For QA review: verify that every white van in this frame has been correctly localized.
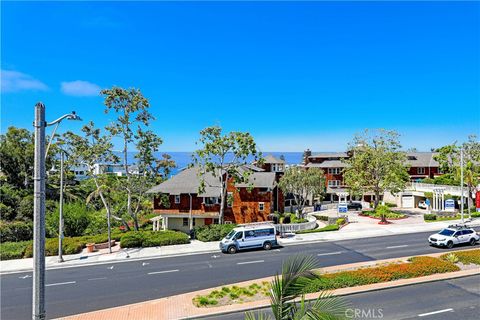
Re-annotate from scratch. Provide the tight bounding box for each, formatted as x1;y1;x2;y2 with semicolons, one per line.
219;223;277;254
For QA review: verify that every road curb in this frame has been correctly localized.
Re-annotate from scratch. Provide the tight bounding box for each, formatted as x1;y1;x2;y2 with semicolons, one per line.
59;248;480;320
2;225;479;275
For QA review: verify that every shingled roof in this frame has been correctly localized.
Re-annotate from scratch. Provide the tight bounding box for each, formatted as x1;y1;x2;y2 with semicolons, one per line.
146;165;276;196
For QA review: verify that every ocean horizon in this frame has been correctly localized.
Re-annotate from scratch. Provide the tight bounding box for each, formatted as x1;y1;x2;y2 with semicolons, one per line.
119;151;305;175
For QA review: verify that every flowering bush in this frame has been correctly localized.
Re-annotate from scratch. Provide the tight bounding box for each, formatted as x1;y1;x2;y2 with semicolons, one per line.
304;256;459;292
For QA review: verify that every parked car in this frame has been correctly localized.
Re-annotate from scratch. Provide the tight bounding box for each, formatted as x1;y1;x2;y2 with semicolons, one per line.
428;225;479;248
418;201;428;209
347;202;363;211
219;223;277;254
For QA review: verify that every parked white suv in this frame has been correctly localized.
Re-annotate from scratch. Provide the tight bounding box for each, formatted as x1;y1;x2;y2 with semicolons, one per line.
428;225;479;249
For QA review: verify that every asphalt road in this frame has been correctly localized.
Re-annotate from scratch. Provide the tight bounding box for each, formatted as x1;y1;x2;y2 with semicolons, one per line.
1;230;479;320
201;275;480;320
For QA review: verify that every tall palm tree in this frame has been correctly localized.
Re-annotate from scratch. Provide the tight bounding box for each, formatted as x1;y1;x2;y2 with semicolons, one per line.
245;255;349;320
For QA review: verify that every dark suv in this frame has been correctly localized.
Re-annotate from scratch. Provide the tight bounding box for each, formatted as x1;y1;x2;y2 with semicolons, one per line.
347;202;363;211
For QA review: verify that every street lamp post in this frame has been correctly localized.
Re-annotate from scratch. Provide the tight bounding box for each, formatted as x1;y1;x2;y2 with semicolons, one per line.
32;102;81;320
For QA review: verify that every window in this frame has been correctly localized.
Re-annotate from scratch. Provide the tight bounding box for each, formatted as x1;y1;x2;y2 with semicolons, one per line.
417;167;425;174
259;202;265;211
328;168;341;175
182;218;188;226
225;220;233;224
204;197;219;205
174;195;181;204
328;180;341;187
213;218;219;224
235;232;243;240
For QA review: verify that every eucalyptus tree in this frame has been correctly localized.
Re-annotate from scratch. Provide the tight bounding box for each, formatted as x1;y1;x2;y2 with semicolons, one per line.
62;122;125;251
458;135;480;215
343;129;409;219
278;167;325;215
100;86;160;230
192;126;262;224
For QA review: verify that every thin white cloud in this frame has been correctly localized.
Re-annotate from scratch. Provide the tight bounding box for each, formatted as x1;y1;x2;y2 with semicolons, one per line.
1;69;48;93
61;80;101;97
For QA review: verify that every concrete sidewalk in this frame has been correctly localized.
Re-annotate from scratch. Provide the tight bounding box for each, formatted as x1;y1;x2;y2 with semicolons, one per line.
1;217;478;274
59;250;480;320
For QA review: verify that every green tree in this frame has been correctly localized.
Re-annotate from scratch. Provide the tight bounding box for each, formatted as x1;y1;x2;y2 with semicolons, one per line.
458;135;480;215
278;167;325;215
245;255;348;320
101;86;162;230
0;127;35;189
192;126;262;224
434;143;459;174
343;129;409;220
63;122;124;250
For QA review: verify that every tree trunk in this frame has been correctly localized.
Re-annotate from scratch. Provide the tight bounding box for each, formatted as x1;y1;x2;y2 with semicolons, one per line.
219;179;226;224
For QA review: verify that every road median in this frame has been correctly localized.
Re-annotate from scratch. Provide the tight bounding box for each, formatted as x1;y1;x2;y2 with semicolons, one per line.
60;248;480;320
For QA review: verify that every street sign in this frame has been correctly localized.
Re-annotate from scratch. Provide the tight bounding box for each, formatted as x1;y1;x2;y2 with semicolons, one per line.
445;199;455;212
425;199;430;207
338;204;348;214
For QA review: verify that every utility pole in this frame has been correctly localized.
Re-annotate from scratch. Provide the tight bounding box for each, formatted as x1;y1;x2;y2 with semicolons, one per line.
33;102;46;320
460;147;464;224
58;150;65;263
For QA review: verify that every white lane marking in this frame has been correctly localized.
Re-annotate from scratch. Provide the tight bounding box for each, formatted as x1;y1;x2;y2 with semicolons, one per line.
87;277;107;281
46;281;76;287
211;255;220;259
386;245;409;249
418;308;454;317
147;269;179;275
317;251;343;256
237;260;264;265
142;262;149;266
108;266;114;270
19;275;32;279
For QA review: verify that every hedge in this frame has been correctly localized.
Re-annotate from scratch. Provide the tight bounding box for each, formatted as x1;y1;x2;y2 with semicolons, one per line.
313;215;329;221
296;224;339;234
23;238;84;258
120;231;190;248
194;224;237;242
304;256;459;293
0;241;30;260
423;214;437;221
0;221;33;242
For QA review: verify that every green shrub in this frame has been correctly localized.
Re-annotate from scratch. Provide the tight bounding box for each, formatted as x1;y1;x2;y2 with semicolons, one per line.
290;214;308;224
336;218;346;225
23;237;83;258
194;224;237;242
142;231;189;247
296;224;339;234
120;232;145;248
0;241;30;260
0;221;33;242
424;214;437;221
46;202;93;237
313;215;329;221
120;231;190;248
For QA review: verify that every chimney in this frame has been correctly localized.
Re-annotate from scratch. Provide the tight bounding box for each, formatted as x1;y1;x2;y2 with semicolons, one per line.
303;149;312;165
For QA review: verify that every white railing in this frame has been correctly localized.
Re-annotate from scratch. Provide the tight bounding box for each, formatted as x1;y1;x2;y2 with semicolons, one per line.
408;182;467;196
274;215;317;233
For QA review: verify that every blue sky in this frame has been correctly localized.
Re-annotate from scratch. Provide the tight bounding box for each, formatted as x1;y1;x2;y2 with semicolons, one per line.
1;1;479;152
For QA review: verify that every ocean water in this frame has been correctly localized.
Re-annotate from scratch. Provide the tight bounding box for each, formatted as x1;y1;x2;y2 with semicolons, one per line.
117;151;303;175
165;152;303;175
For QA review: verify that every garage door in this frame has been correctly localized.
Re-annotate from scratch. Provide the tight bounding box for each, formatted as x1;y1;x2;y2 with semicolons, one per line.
402;196;414;208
